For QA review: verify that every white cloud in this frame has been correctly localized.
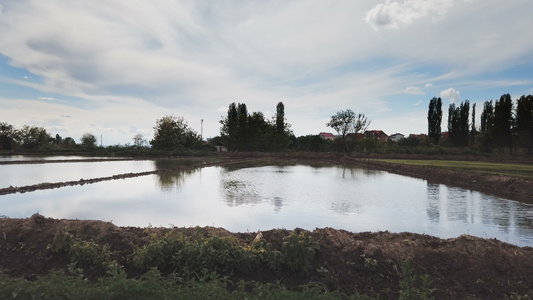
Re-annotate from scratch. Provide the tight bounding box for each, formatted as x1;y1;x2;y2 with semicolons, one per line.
405;86;425;95
0;1;532;144
365;0;453;30
440;87;461;103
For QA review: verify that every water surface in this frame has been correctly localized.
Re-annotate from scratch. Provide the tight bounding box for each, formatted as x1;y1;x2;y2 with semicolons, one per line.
1;163;532;247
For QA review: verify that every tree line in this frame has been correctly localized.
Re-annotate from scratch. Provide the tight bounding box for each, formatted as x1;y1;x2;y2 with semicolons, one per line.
427;93;533;153
0;122;101;150
4;93;532;155
217;102;292;151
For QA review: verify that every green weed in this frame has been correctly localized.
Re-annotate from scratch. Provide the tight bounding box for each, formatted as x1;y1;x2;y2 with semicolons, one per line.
281;231;319;275
48;227;114;268
398;261;436;300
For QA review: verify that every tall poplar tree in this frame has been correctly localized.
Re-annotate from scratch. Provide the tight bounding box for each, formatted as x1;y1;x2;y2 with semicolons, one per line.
274;101;289;151
427;97;442;144
493;94;513;152
516;95;533;153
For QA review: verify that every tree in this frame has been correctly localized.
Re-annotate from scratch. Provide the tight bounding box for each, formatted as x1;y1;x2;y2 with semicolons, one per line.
150;115;201;150
479;100;495;152
0;122;16;150
220;102;239;150
80;133;97;148
273;101;289;151
447;100;470;147
448;103;460;145
459;100;470;146
54;134;63;147
471;103;477;135
17;125;51;149
294;134;332;152
493;94;514;153
516;95;533;153
326;109;370;152
427;97;442;144
480;100;494;133
220;102;292;152
62;137;76;148
247;111;270;151
270;101;293;151
237;103;248;150
132;133;147;148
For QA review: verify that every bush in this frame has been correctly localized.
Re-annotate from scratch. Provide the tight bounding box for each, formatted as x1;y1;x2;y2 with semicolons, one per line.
49;227;114;268
281;232;319;275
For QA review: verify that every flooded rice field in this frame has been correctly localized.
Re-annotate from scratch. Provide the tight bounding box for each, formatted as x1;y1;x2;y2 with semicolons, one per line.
1;157;532;246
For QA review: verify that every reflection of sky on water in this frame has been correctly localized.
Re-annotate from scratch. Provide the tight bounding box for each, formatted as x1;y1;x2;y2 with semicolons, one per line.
0;164;532;247
0;160;158;188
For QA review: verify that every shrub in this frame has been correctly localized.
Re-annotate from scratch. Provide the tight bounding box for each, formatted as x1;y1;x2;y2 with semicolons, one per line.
49;227;114;268
281;232;319;275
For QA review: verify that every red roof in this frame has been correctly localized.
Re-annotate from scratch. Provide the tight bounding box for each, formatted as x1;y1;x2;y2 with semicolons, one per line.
319;132;335;138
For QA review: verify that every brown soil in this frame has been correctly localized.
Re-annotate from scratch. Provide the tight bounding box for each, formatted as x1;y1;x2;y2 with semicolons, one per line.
1;214;532;299
340;155;533;204
1;153;533;298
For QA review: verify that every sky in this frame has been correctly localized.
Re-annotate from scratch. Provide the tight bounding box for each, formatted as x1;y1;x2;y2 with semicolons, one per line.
0;0;532;146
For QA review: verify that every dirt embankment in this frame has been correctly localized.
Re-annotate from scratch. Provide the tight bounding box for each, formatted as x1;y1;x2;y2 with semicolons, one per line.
0;156;263;195
341;156;533;204
1;215;532;299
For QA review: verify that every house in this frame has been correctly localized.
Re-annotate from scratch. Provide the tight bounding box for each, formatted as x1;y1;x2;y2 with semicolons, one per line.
214;142;227;152
346;132;365;140
319;132;336;140
409;134;429;141
364;130;388;142
388;133;405;142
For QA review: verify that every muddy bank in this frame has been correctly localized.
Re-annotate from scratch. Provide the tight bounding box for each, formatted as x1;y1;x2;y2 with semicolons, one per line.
0;156;262;195
342;157;533;204
0;215;532;299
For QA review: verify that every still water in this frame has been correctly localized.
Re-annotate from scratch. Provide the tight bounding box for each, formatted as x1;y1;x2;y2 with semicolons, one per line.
1;161;532;247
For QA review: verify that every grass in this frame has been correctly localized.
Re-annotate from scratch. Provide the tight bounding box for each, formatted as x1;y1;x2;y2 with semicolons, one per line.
377;159;533;179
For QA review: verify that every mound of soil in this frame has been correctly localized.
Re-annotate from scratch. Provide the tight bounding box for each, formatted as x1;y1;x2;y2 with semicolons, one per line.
343;156;533;204
1;214;532;299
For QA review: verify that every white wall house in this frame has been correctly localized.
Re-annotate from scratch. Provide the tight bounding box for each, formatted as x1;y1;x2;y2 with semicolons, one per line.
388;133;405;142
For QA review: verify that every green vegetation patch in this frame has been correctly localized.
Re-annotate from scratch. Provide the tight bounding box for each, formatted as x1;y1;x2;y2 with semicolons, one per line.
377;159;533;179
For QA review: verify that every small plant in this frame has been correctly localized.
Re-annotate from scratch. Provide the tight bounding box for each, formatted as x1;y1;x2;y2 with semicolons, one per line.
69;240;113;268
399;261;436;300
134;230;249;277
48;226;75;253
361;254;378;271
48;227;114;268
281;231;319;275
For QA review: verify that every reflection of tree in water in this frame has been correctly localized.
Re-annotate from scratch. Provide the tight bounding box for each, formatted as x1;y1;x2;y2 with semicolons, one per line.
220;166;287;210
338;167;381;180
426;183;441;223
330;200;361;215
156;168;200;191
446;187;469;223
515;210;533;238
480;197;512;234
273;196;282;213
154;159;199;170
221;179;262;207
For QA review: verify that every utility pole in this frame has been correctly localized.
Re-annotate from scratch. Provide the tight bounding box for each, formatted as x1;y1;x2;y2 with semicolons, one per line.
201;119;204;139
